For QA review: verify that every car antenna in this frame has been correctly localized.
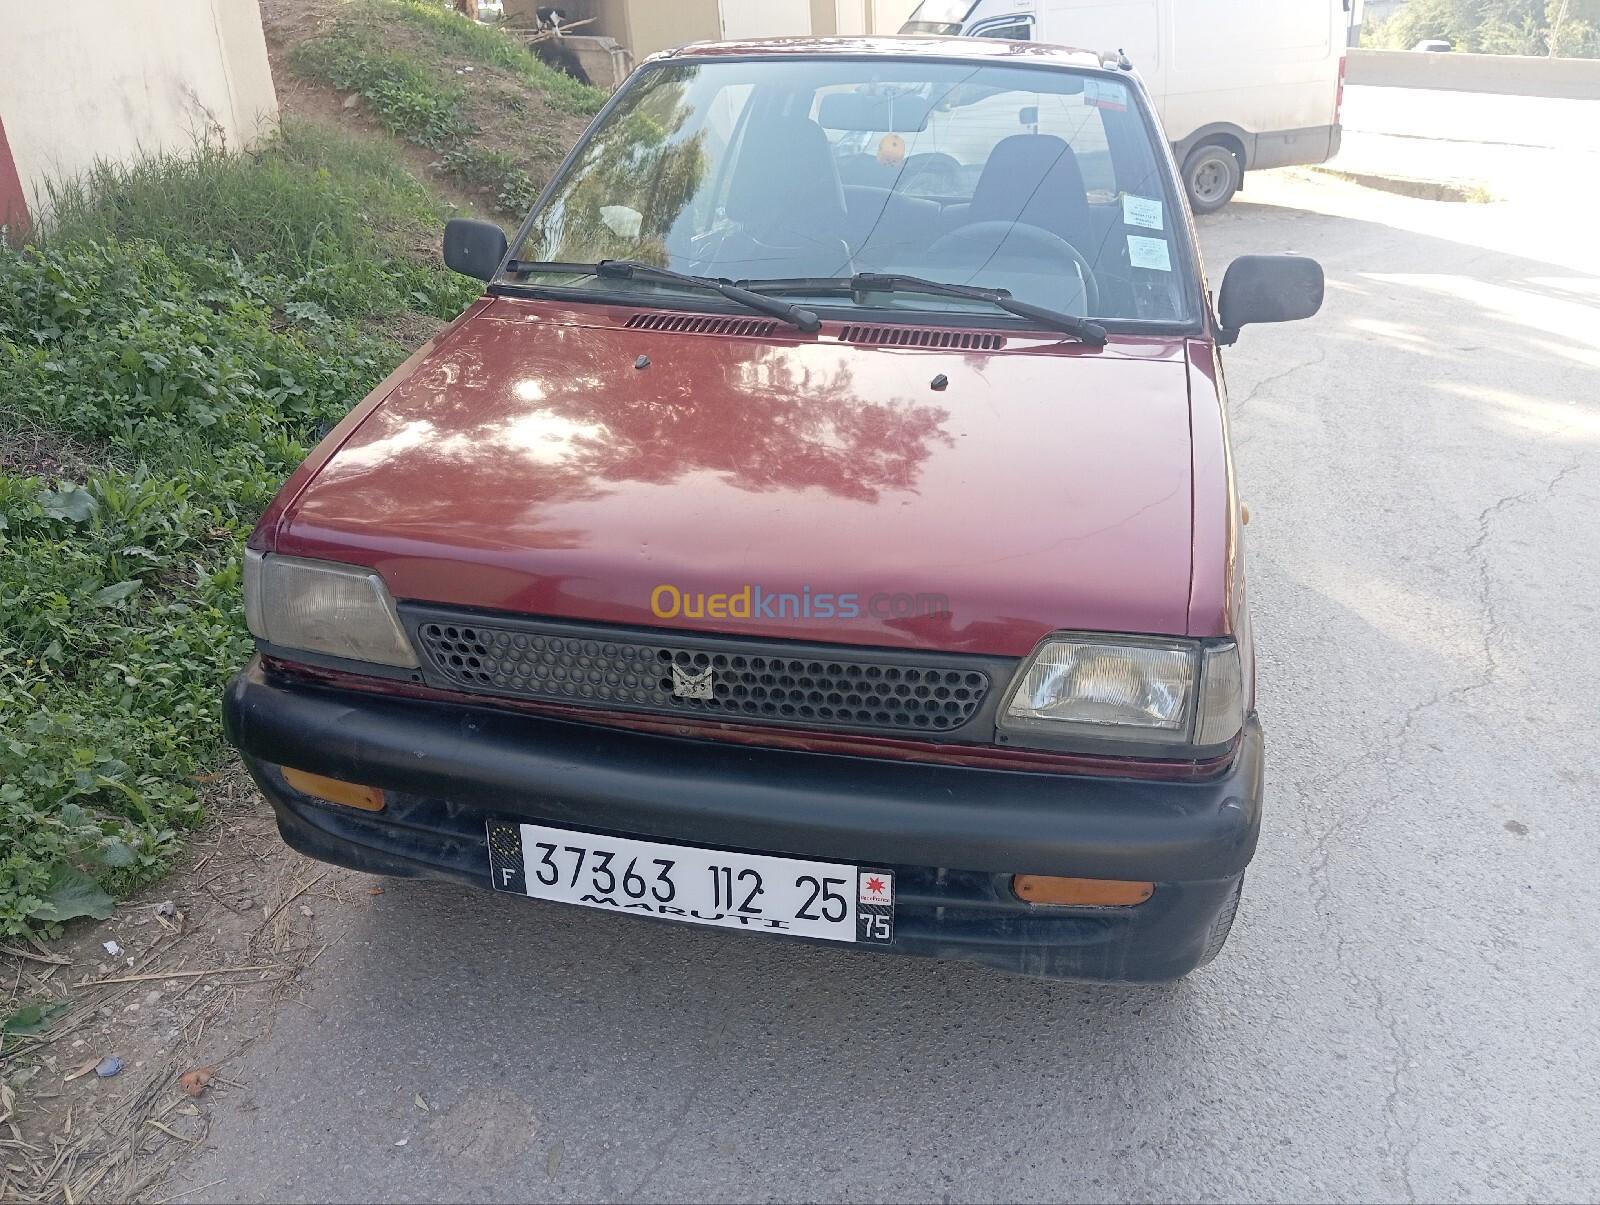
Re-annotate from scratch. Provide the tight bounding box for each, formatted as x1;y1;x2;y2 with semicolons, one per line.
1116;47;1133;70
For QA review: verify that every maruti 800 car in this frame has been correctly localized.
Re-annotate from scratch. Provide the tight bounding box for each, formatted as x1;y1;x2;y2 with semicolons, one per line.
224;37;1323;981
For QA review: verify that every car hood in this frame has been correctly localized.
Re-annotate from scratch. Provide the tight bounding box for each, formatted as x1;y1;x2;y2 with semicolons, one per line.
273;299;1196;657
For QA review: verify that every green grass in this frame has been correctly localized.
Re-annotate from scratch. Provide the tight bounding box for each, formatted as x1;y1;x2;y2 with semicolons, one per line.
0;119;478;941
378;0;606;116
292;31;472;149
289;0;601;214
43;120;451;288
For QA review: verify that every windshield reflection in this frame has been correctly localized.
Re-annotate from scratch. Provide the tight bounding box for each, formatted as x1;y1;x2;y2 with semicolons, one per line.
511;56;1195;325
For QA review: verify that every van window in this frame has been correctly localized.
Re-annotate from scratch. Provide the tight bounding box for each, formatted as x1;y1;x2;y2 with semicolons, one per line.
901;0;982;34
906;0;981;21
972;17;1033;39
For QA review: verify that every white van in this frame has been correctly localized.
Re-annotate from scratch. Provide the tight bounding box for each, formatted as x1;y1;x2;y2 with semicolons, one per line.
901;0;1351;210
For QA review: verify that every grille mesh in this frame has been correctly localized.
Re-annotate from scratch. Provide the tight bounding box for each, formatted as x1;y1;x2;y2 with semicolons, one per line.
415;621;991;733
624;313;780;337
838;325;1007;350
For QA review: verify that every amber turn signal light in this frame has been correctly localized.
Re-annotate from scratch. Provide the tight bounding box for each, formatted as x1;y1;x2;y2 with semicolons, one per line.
281;766;386;812
1012;875;1154;907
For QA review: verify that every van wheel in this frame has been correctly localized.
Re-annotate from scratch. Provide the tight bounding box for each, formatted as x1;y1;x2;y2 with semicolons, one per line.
1183;143;1242;214
1194;875;1244;968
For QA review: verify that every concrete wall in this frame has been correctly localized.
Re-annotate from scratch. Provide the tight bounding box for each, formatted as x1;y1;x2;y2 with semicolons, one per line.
812;0;866;36
587;0;922;60
812;0;920;35
869;0;921;34
717;0;812;41
589;0;722;60
1346;47;1600;99
0;0;278;226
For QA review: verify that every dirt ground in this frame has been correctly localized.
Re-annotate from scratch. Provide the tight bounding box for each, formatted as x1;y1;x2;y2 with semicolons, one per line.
0;764;372;1204
0;419;106;484
257;0;590;223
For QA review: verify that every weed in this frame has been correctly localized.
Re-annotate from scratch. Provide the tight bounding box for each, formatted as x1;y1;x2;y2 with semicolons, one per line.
439;146;546;213
0;119;476;938
292;34;474;150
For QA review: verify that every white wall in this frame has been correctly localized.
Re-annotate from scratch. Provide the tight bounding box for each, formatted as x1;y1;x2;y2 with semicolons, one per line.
869;0;921;33
828;0;869;35
0;0;278;221
809;0;920;36
719;0;814;40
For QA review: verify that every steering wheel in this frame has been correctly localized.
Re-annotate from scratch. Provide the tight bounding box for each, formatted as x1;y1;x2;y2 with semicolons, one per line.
687;222;859;280
899;153;963;197
927;221;1100;315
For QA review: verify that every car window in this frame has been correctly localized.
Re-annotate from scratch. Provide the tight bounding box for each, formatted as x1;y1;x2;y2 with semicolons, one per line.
973;18;1033;39
514;58;1197;326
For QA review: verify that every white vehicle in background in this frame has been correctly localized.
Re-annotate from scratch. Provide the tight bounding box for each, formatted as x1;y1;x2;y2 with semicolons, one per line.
901;0;1351;211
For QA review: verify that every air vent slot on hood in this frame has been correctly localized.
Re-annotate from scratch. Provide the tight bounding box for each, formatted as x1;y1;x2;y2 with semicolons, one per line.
838;325;1007;351
624;313;780;337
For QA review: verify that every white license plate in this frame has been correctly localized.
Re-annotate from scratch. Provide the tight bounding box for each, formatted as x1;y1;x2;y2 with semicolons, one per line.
487;820;894;945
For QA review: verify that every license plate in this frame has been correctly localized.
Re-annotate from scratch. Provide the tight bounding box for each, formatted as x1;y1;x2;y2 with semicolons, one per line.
487;820;894;945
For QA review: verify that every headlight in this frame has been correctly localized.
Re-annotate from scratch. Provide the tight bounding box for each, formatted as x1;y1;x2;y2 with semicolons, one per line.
244;551;418;668
998;634;1244;755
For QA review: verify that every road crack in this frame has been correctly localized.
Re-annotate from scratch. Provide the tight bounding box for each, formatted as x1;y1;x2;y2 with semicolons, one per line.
1463;455;1584;698
1230;345;1327;419
1296;450;1587;1201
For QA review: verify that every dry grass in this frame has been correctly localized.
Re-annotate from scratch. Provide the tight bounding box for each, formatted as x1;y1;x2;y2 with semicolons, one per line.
0;776;368;1204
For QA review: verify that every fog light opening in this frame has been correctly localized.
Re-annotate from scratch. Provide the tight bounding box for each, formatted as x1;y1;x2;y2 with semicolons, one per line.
281;766;386;812
1012;875;1154;907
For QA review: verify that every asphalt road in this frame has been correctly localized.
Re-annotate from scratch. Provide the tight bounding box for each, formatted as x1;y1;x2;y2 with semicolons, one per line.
168;117;1600;1203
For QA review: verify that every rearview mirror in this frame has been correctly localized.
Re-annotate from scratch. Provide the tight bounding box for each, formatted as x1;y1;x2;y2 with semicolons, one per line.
1217;255;1324;345
444;218;508;281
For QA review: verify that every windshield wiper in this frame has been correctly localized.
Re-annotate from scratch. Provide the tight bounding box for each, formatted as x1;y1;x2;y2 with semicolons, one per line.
501;258;820;333
742;272;1108;346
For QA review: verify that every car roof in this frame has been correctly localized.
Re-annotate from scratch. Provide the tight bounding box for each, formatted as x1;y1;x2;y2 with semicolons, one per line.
653;35;1112;73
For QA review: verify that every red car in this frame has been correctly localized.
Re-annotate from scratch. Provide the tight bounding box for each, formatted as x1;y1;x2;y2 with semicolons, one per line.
225;37;1322;981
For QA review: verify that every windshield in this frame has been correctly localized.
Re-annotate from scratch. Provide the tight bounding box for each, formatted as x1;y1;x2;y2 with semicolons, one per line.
509;57;1197;326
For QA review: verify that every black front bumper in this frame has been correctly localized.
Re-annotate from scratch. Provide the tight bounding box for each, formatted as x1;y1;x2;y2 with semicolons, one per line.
225;659;1264;982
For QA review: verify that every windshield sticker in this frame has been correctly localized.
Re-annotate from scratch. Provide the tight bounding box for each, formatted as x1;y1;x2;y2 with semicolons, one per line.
1083;79;1129;112
1127;235;1172;272
600;205;642;238
1122;194;1164;231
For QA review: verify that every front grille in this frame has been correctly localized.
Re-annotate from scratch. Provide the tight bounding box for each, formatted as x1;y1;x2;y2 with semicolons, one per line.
404;609;1010;739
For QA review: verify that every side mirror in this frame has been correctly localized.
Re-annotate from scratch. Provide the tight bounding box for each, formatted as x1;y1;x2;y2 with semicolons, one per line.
443;218;508;281
1216;255;1324;345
